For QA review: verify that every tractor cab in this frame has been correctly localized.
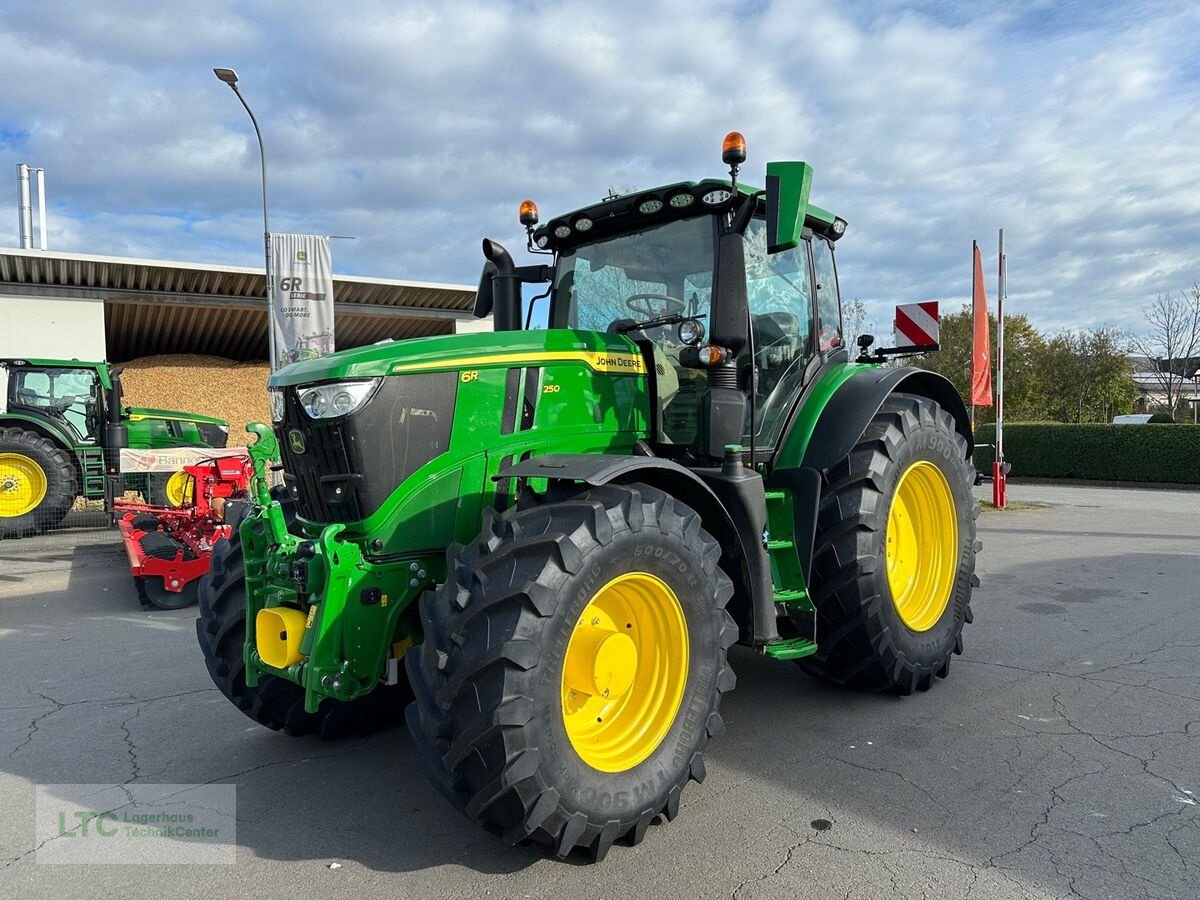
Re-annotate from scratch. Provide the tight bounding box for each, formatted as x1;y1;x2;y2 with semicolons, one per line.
494;134;852;466
1;360;110;444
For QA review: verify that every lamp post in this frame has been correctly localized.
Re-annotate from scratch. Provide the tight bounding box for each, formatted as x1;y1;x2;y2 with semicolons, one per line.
213;67;278;370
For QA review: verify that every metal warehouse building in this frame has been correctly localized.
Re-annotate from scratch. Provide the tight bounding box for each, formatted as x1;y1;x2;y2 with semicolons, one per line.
0;247;482;362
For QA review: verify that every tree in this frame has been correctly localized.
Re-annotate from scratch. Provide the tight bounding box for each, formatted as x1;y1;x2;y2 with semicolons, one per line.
908;305;1046;423
1037;327;1138;423
1124;285;1200;418
842;297;869;354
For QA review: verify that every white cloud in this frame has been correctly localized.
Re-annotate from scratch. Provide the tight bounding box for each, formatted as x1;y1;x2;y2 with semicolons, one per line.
0;0;1196;334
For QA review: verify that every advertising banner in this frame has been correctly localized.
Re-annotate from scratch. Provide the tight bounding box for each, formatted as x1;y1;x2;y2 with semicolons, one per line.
120;447;248;474
269;233;335;369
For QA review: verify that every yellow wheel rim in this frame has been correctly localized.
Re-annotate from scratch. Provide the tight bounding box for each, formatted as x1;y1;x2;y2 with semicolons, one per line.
561;572;689;773
0;453;48;518
885;460;958;632
165;471;193;507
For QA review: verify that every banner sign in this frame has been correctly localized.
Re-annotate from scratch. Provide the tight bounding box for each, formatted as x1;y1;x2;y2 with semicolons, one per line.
269;233;335;370
120;447;248;474
893;301;940;350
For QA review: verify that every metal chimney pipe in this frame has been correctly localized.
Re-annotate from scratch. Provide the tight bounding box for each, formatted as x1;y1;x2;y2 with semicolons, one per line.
35;167;47;250
16;163;33;249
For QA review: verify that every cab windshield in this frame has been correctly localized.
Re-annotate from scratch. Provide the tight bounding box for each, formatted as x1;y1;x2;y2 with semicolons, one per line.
551;216;714;332
551;216;716;446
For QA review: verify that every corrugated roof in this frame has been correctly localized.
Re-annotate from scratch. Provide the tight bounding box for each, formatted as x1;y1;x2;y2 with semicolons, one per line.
0;247;477;362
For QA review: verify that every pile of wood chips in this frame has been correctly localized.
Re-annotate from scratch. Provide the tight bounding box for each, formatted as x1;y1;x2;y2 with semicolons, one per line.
118;355;272;448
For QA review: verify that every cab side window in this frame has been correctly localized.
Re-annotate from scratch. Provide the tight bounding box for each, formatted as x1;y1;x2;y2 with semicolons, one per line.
743;218;816;447
812;237;842;351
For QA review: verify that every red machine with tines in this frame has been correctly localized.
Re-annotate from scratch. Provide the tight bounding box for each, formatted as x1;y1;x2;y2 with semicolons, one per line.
115;454;253;610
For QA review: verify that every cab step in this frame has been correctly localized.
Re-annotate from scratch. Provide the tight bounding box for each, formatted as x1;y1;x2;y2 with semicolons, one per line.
763;637;818;661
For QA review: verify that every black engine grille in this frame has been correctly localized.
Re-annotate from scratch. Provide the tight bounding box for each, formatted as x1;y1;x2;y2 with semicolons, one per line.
278;373;457;523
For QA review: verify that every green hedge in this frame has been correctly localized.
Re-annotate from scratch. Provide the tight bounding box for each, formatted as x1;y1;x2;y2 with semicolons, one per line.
972;423;1200;484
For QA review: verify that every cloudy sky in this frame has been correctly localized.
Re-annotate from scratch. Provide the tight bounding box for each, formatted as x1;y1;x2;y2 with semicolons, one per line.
1;0;1197;333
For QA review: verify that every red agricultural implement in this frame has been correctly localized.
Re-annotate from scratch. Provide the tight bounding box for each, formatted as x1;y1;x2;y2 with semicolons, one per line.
116;454;253;610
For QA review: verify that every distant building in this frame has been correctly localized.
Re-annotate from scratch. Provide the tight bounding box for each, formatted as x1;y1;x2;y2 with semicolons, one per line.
1129;355;1200;419
0;247;484;362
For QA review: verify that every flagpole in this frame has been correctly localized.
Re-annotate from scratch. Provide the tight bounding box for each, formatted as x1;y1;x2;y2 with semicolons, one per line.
969;241;977;431
994;228;1007;508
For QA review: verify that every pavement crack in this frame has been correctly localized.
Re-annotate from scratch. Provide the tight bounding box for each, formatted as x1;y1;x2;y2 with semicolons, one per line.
730;825;810;899
118;704;145;782
825;753;950;826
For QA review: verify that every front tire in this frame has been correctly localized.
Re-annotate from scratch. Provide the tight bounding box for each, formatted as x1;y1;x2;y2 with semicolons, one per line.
405;483;737;861
799;392;979;694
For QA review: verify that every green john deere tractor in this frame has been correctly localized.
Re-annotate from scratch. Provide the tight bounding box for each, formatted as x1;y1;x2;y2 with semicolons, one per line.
197;134;979;861
0;358;229;537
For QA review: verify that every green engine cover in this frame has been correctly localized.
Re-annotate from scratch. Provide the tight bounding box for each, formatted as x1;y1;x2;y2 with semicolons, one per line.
243;328;653;711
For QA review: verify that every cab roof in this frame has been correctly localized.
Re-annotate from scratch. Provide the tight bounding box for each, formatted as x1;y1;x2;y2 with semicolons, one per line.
531;178;841;254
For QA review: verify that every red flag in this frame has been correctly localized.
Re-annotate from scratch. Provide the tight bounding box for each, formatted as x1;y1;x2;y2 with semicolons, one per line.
971;243;993;407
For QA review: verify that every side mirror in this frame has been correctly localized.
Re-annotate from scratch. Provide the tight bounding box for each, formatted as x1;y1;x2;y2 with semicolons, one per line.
764;161;813;254
473;259;498;319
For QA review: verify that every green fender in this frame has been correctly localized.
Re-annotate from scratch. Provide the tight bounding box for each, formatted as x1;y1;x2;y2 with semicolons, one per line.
770;364;972;583
0;412;78;454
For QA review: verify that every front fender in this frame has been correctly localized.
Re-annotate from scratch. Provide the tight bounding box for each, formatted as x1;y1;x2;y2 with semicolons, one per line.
497;453;775;646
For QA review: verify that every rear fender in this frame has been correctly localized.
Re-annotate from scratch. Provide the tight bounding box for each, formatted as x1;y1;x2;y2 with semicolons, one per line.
771;366;972;582
0;412;78;454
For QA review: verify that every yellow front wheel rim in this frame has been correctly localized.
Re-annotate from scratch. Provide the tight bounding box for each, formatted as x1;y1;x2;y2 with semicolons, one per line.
885;460;959;632
165;471;193;507
561;572;689;773
0;453;48;518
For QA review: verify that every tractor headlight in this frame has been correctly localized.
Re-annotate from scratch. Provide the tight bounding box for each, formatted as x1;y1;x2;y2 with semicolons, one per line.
701;188;733;206
297;378;380;420
269;388;286;423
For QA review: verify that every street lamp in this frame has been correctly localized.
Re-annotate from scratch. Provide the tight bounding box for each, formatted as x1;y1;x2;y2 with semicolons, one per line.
213;67;278;370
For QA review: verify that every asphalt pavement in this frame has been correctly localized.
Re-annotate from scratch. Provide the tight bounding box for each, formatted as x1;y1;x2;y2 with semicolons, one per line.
1;482;1197;899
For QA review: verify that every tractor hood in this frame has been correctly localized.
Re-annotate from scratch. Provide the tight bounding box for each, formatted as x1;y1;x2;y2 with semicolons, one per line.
268;329;646;388
124;407;228;426
124;407;230;450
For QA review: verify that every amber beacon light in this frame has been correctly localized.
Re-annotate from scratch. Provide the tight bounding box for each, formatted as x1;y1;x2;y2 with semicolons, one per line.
721;131;747;166
519;199;539;227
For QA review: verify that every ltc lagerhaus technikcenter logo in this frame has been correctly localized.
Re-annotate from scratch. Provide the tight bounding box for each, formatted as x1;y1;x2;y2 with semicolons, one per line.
34;784;236;864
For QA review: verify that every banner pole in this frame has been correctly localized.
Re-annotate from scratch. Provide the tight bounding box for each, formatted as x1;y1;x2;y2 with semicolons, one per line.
970;241;977;430
994;229;1007;508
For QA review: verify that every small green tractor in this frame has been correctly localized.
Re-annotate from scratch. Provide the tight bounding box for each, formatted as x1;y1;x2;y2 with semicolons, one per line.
197;135;979;861
0;358;229;537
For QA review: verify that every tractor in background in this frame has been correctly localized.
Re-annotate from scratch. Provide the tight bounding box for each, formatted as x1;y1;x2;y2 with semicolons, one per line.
0;358;228;537
197;133;978;861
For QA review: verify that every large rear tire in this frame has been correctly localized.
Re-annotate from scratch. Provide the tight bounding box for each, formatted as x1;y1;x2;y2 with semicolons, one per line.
799;392;979;695
406;483;737;861
0;428;77;538
195;492;409;737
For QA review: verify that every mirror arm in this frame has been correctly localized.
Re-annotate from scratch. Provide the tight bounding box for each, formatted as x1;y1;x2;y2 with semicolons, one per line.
729;190;764;237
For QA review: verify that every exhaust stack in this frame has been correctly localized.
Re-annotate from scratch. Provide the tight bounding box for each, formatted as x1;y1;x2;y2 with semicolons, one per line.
15;163;48;250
